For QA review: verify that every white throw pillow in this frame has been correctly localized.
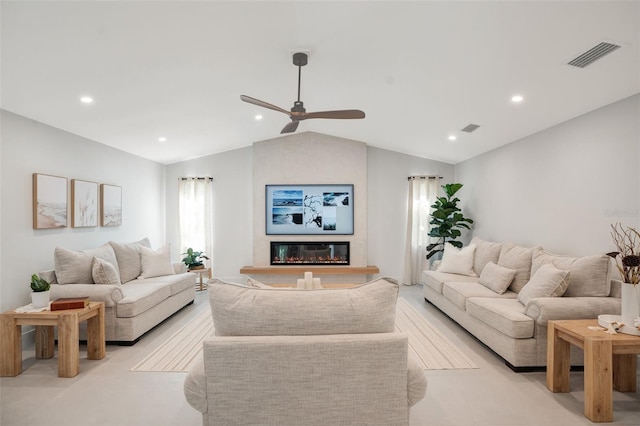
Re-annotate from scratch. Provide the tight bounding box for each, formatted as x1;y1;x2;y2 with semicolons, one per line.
139;244;175;279
54;244;119;284
246;277;273;289
478;261;516;294
92;257;121;285
517;263;570;306
437;243;477;276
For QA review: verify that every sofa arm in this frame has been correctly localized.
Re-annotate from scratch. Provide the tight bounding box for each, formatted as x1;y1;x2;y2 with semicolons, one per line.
407;353;427;406
50;283;123;308
173;262;187;274
524;296;621;324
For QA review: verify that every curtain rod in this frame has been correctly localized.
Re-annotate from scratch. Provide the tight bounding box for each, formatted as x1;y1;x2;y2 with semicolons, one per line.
178;177;213;181
407;175;443;180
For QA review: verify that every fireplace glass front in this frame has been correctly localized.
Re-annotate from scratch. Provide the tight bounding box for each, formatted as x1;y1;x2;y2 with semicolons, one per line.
271;242;350;265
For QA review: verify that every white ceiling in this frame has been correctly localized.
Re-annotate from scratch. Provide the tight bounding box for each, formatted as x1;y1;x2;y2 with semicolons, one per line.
2;1;639;165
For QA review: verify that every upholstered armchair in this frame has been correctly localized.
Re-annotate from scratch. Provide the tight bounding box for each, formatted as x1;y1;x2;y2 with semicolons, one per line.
184;277;427;426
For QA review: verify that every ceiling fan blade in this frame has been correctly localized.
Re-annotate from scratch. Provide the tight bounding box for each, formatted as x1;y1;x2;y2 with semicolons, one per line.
281;120;300;134
240;95;290;115
303;110;366;120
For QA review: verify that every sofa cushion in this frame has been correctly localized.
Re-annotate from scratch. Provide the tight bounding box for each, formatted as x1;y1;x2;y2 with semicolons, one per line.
134;273;195;296
54;244;119;284
531;248;611;297
478;261;516;294
470;237;503;276
116;283;172;318
518;263;570;306
466;298;534;339
209;277;399;336
437;243;477;276
92;257;121;285
139;244;176;279
497;243;538;293
109;238;151;283
442;281;517;311
422;270;479;295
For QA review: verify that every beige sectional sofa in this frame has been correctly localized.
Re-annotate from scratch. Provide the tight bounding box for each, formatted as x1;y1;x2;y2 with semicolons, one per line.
40;238;196;344
423;237;621;370
184;277;427;426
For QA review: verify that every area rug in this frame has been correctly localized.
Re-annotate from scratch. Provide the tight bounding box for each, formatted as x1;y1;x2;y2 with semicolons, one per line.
131;297;477;372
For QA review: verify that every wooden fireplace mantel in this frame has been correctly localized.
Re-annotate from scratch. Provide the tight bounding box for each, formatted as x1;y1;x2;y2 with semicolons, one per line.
240;265;379;275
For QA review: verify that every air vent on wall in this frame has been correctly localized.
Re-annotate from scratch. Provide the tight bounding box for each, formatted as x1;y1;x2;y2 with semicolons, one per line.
568;42;621;68
461;123;480;133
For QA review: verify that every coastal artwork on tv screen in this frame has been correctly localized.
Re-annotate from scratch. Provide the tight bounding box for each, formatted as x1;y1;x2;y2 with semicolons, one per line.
32;173;68;229
266;184;354;235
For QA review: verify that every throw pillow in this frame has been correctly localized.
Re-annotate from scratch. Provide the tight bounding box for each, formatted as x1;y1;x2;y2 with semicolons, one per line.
139;244;175;279
478;261;517;294
209;277;399;336
246;277;273;289
531;248;611;297
92;257;121;285
437;243;477;276
517;263;570;306
54;244;119;284
470;237;502;276
109;238;151;283
497;243;539;293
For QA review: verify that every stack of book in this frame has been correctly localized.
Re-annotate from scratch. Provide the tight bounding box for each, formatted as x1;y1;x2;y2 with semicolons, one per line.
50;297;89;311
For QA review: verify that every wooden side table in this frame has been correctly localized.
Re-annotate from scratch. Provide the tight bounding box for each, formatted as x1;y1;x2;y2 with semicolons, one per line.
0;302;105;378
546;319;640;422
189;268;211;291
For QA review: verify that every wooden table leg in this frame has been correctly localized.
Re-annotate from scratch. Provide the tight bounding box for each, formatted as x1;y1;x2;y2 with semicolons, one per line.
613;353;637;392
86;305;105;360
35;325;55;359
584;336;613;422
0;316;21;376
57;312;80;378
547;321;570;392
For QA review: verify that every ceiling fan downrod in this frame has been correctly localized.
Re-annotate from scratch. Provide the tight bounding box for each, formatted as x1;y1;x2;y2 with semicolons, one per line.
292;52;307;113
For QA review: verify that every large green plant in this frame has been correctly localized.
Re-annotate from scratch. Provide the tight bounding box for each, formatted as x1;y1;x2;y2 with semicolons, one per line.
426;183;474;260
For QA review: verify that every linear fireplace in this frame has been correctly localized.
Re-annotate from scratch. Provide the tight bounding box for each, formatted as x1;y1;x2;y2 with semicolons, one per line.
271;242;350;265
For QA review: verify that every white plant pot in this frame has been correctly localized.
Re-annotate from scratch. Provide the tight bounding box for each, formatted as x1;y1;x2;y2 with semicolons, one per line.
620;282;640;332
31;290;50;308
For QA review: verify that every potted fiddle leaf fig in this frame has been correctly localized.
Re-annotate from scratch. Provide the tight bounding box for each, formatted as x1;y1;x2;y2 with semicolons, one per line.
426;183;474;260
181;248;209;270
30;273;51;308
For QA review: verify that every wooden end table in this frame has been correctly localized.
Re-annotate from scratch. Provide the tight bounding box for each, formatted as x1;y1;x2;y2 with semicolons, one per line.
189;268;211;291
0;301;105;378
546;319;640;422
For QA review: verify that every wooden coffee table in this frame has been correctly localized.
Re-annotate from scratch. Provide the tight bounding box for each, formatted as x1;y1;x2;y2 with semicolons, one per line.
0;302;105;378
546;319;640;422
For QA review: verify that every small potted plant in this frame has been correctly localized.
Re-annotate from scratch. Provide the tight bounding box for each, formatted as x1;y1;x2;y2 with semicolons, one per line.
181;248;209;271
30;273;51;308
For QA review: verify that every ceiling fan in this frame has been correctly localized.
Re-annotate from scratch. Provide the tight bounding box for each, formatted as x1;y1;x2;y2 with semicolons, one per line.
240;52;365;134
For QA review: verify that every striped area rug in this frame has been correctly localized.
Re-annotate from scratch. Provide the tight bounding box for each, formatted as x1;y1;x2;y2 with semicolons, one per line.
131;297;477;372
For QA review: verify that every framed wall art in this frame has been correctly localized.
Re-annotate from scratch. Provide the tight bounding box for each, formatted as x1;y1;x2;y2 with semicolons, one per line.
100;184;122;226
71;179;98;227
32;173;68;229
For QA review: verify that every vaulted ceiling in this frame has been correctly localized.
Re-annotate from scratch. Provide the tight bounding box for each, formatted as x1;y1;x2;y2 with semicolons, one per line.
2;1;638;164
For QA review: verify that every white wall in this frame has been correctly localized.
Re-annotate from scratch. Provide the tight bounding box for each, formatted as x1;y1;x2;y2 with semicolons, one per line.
0;110;166;312
165;146;253;282
456;94;640;256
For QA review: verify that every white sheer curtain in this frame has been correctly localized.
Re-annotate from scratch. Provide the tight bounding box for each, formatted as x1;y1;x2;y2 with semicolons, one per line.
178;177;213;266
402;176;440;285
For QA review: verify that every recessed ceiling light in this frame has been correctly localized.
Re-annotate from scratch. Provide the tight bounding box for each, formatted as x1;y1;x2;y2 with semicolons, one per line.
158;137;167;142
80;96;93;104
511;95;524;103
448;135;457;141
255;114;263;121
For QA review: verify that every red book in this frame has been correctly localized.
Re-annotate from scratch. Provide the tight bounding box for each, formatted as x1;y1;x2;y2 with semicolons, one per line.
50;297;89;311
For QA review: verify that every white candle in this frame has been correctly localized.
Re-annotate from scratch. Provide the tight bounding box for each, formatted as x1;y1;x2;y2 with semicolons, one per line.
304;272;313;289
313;277;322;289
297;279;306;289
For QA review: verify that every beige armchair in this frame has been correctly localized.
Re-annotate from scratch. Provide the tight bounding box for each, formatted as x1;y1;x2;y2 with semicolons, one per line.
184;277;427;426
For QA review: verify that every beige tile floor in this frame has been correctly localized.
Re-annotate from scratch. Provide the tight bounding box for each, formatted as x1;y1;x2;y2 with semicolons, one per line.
1;284;638;426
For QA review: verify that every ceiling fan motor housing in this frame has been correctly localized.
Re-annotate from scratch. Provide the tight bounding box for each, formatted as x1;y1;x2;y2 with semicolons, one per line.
292;52;308;67
291;101;306;113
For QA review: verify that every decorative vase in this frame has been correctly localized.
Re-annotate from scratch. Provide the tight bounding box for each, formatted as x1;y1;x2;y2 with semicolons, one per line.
620;282;640;331
31;290;50;308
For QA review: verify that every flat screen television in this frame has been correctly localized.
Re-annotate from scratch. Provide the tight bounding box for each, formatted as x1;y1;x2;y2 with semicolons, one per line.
265;184;354;235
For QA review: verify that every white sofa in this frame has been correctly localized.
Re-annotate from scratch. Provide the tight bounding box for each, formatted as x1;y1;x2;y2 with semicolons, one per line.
39;238;196;344
184;277;427;426
423;237;621;370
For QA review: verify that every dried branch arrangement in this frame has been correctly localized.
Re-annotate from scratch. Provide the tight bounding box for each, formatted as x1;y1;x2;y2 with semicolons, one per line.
607;222;640;285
